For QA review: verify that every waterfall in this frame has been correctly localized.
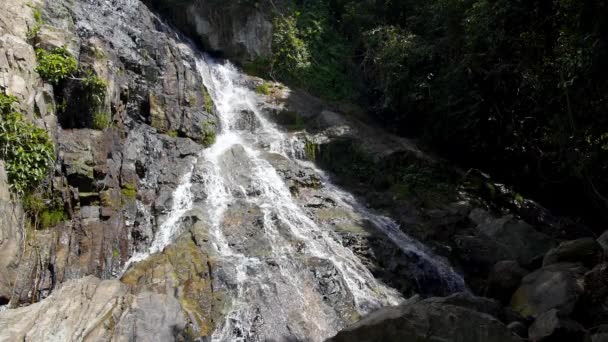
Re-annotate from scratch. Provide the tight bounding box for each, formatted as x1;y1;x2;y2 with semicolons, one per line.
125;53;466;341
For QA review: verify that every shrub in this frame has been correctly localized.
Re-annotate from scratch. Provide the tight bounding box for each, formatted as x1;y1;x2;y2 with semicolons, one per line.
26;7;43;41
92;111;111;130
200;120;216;147
82;70;107;108
35;47;78;84
255;82;272;95
0;93;55;195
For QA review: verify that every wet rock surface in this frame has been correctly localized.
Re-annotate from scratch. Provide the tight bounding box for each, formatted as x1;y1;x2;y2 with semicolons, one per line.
1;0;607;341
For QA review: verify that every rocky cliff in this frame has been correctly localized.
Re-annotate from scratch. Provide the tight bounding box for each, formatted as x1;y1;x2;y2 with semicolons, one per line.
0;0;606;341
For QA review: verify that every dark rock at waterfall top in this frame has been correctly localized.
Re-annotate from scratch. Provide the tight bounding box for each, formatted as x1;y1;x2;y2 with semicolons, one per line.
327;295;523;342
528;309;586;342
487;261;529;304
510;262;586;319
141;0;274;63
542;238;604;267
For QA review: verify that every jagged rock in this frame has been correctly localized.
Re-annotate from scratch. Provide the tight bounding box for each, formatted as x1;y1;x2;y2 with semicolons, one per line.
598;231;608;255
0;162;24;304
327;296;523;342
487;260;529;304
590;325;608;342
142;0;274;62
0;275;193;341
511;262;586;319
576;263;608;326
472;210;556;267
507;321;528;339
528;309;586;342
121;233;220;337
543;238;604;267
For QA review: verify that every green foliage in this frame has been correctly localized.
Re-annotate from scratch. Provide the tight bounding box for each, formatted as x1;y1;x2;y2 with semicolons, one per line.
202;86;214;113
23;190;67;230
26;6;43;41
35;47;78;84
270;1;354;101
255;82;272;95
0;93;55;195
121;184;137;204
92;111;111;130
82;70;107;108
200;120;216;147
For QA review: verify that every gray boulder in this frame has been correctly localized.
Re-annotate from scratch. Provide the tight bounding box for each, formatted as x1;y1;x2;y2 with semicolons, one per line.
543;238;604;267
487;260;529;304
327;296;523;342
528;309;586;342
511;263;586;319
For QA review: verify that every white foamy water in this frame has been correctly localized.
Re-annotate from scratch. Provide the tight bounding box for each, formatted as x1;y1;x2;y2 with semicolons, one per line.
124;53;466;342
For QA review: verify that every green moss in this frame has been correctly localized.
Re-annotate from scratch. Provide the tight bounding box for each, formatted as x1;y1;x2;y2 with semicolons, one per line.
202;86;214;113
112;248;120;258
121;184;137;204
0;93;55;195
39;209;67;229
92;111;111;130
200;120;216;147
35;47;78;84
304;140;318;160
167;130;179;138
26;6;43;41
82;70;107;109
255;82;272;95
23;191;67;229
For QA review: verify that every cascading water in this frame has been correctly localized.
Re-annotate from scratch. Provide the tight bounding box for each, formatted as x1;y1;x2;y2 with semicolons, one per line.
125;52;467;341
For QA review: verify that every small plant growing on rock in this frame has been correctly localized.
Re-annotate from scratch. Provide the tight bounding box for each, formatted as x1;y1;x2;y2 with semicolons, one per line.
82;70;107;108
26;6;43;42
92;111;112;130
200;120;216;147
202;86;214;113
255;82;272;95
0;92;55;195
35;47;78;84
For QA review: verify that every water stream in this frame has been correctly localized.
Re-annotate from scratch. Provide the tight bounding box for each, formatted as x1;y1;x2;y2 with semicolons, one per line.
125;53;466;341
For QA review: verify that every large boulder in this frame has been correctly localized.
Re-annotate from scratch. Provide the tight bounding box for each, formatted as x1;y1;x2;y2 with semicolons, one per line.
576;263;608;326
471;210;556;267
543;238;604;267
0;276;190;341
510;263;586;319
327;295;523;342
487;260;529;304
528;309;586;342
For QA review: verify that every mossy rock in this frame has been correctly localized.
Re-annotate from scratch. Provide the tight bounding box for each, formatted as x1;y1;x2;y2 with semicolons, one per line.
122;234;225;337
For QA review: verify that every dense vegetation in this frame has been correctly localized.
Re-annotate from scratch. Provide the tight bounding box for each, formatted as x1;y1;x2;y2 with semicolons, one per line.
0;93;55;196
265;0;608;227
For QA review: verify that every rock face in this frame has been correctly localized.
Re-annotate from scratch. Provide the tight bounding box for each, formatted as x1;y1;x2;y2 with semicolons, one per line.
327;294;523;342
0;162;24;304
543;238;604;267
142;0;275;63
0;275;192;341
